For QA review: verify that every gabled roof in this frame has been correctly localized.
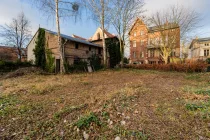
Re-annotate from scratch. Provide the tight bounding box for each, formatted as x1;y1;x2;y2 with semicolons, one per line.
128;18;179;34
89;27;117;41
45;29;102;48
189;37;210;49
128;18;147;35
103;28;116;38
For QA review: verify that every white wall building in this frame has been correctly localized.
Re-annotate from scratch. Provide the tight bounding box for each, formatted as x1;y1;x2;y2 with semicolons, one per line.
189;37;210;61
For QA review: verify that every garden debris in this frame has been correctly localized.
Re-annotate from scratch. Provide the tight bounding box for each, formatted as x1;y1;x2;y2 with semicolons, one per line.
3;67;43;79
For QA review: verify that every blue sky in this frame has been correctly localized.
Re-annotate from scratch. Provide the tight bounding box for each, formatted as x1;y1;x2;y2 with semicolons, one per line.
0;0;210;44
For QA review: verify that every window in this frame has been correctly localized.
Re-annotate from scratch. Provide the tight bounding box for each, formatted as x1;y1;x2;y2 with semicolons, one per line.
141;40;144;46
134;32;136;37
89;46;91;51
150;50;154;57
140;31;144;36
75;43;79;49
204;49;209;56
205;43;209;46
133;41;136;47
140;52;144;58
171;51;176;57
133;51;136;58
98;48;101;54
74;56;80;64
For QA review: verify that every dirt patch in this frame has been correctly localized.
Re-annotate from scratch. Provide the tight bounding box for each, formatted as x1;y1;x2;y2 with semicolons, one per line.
2;67;43;79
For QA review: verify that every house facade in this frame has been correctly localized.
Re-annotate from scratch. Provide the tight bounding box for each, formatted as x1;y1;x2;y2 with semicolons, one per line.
0;46;27;62
27;28;103;72
189;37;210;61
129;18;180;64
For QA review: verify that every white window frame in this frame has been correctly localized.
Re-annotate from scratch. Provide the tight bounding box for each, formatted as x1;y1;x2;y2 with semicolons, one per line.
133;41;136;47
140;31;144;36
204;49;209;56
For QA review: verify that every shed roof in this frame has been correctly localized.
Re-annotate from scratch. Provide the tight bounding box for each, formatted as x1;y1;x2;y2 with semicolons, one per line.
45;29;102;48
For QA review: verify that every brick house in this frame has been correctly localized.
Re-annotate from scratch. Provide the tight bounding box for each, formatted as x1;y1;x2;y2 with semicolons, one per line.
129;18;180;64
89;27;119;66
27;28;103;72
189;37;210;61
0;46;27;62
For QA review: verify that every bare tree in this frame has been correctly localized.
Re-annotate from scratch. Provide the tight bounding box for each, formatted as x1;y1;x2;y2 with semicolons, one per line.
149;5;200;64
0;12;32;61
110;0;145;64
82;0;111;67
32;0;81;73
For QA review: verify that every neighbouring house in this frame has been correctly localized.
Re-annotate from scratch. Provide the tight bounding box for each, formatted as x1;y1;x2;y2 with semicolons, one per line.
27;28;103;72
0;46;27;62
89;27;120;67
89;27;117;45
189;37;210;61
129;18;180;64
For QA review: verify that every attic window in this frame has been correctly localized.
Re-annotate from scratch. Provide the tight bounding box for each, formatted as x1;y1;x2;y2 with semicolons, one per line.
134;32;136;37
97;33;100;40
75;43;79;49
140;31;144;36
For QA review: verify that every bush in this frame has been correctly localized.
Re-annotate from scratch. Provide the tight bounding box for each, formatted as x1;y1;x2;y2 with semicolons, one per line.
0;60;32;72
65;60;88;73
123;57;129;64
124;62;208;73
88;54;103;71
206;58;210;72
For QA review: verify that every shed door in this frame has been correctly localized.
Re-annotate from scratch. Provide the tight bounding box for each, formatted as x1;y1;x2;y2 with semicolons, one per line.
56;59;60;73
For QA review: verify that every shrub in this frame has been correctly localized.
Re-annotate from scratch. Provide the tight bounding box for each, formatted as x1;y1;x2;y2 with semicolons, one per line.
75;113;101;129
65;60;88;73
0;60;32;72
206;58;210;72
124;62;207;73
88;54;103;71
123;57;129;64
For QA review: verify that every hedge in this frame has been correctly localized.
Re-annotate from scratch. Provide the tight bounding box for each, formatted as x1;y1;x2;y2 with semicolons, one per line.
124;63;208;73
0;60;32;72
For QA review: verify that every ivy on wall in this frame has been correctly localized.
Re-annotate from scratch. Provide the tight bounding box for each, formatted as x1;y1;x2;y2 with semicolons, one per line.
106;38;121;68
33;28;46;70
33;28;55;72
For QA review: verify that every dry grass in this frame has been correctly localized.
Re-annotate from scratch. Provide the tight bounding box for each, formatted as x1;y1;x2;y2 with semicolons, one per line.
0;69;210;139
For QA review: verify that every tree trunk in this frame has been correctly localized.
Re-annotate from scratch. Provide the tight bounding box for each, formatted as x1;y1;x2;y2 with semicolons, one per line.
119;37;124;65
18;48;22;61
101;0;107;68
55;0;65;74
